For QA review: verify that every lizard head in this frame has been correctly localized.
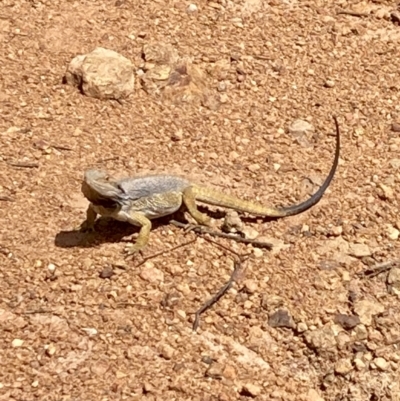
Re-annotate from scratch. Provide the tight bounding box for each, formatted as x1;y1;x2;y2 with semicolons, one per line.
81;168;123;204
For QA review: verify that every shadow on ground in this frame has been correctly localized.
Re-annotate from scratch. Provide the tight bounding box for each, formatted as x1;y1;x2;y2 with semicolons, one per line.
54;217;171;249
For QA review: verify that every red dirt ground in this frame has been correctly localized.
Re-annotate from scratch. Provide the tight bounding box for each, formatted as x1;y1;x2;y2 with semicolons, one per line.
1;1;400;400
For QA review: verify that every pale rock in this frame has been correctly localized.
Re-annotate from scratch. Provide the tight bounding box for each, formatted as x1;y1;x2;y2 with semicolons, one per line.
306;389;325;401
47;263;56;272
389;159;400;169
82;327;98;336
373;357;389;371
257;236;289;255
297;322;308;333
334;358;353;375
325;79;335;88
12;339;24;347
385;224;400;240
353;299;384;326
140;263;164;283
304;324;337;351
241;383;262;397
387;267;400;296
186;3;198;14
354;358;366;370
64;47;135;100
348;243;371;258
248;163;260;172
354;324;368;340
159;344;175;360
222;211;244;233
241;226;259;240
252;248;263;258
243;279;258;294
288;119;314;136
378;183;394;200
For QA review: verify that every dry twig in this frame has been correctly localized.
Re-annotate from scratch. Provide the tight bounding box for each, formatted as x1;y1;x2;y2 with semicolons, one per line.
169;219;273;249
191;236;249;331
361;259;400;278
8;161;39;168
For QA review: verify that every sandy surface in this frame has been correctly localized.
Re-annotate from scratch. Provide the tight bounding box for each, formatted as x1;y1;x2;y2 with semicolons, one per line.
1;0;400;400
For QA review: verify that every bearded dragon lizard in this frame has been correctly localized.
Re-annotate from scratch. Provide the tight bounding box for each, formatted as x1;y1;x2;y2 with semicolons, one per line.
78;116;340;254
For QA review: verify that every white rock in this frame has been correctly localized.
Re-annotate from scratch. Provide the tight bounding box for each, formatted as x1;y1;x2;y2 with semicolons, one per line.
288;119;314;136
187;3;198;13
12;339;24;347
348;243;371;258
373;357;389;371
64;47;135;100
353;299;384;326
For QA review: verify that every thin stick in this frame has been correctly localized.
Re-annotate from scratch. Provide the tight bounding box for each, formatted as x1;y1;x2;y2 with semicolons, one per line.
130;237;197;269
51;144;72;151
337;9;370;17
361;259;400;278
0;195;14;201
169;220;273;249
191;235;250;331
193;258;243;331
8;161;39;168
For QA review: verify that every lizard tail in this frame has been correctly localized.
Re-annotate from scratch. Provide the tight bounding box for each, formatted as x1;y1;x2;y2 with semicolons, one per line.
193;115;340;218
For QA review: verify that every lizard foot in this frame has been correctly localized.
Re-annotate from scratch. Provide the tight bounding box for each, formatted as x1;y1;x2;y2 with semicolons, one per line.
76;221;95;233
124;243;145;255
182;223;207;234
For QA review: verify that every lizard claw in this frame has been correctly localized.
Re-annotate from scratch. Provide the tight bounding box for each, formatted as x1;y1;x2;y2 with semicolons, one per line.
124;243;143;255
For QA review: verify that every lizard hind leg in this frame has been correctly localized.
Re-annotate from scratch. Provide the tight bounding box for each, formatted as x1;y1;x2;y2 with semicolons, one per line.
182;187;212;227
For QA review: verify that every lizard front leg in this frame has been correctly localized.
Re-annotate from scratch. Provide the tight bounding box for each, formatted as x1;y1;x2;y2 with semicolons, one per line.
125;212;152;255
182;187;212;226
77;203;98;232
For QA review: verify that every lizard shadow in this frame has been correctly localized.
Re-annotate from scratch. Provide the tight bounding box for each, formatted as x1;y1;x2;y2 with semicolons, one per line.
54;215;179;250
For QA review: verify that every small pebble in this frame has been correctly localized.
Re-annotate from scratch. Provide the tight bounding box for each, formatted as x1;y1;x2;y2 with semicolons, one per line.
385;224;399;240
297;322;308;332
82;327;98;336
140;263;164;283
349;243;371;258
47;263;56;272
391;122;400;132
186;3;198;14
268;309;295;329
241;383;262;397
252;248;263;258
243;279;258;294
12;339;24;347
307;389;324;401
334;314;360;330
325;79;335;88
248;163;260;172
334;358;353;375
374;357;389;371
379;183;394;200
222;364;236;380
354;358;366;370
99;265;114;279
241;226;259;240
159;344;175;360
205;363;224;379
288;119;314;136
45;343;56;356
